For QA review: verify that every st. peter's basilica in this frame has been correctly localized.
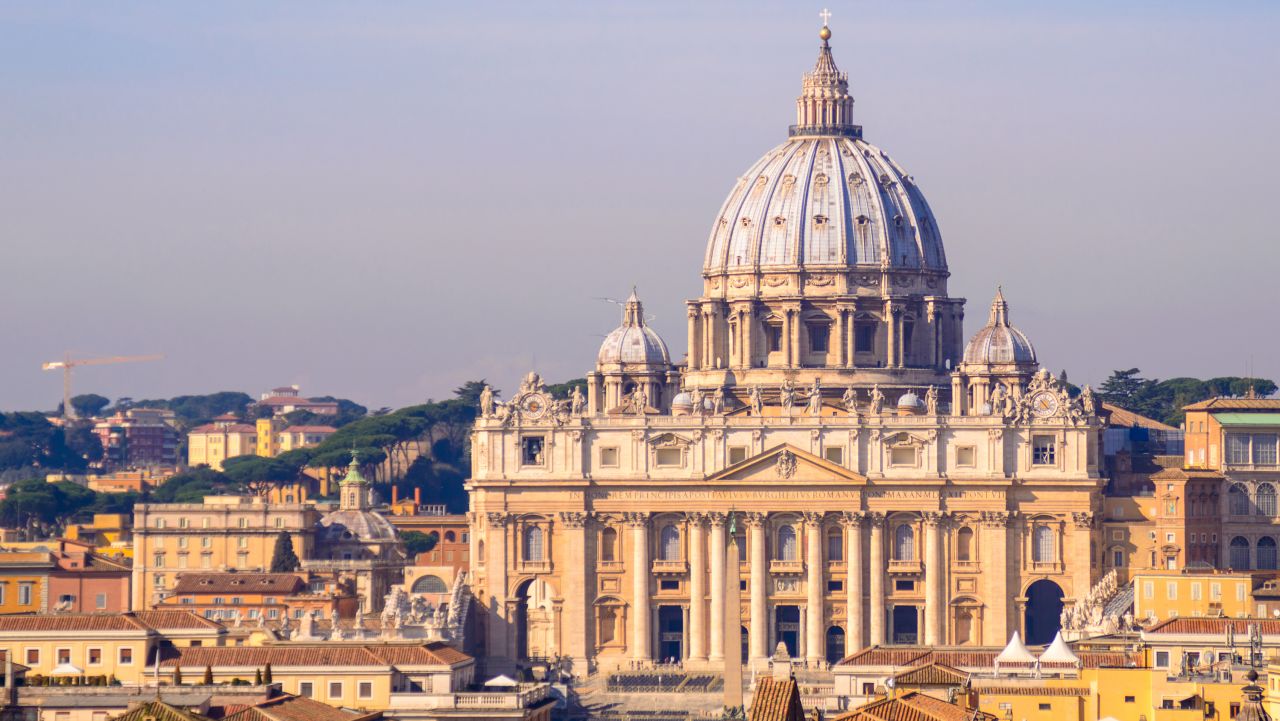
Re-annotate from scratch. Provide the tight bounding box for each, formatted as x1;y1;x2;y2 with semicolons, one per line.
466;24;1104;678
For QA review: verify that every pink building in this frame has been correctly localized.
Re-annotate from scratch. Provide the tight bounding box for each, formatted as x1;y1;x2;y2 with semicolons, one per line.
48;541;131;613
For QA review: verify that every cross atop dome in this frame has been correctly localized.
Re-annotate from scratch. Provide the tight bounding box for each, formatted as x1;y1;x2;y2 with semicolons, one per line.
792;17;858;138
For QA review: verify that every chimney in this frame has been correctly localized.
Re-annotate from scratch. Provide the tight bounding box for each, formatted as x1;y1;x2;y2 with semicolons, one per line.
414;488;421;507
392;487;398;505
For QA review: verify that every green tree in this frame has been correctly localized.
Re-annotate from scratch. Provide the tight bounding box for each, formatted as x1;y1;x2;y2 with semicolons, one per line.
70;394;111;418
151;468;240;503
173;666;183;685
254;668;262;685
402;530;439;556
269;531;300;572
203;666;214;685
263;663;273;684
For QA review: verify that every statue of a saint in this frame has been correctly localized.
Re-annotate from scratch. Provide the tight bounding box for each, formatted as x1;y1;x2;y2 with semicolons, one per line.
806;378;823;416
570;385;586;416
1080;384;1096;415
869;385;884;415
479;384;495;418
780;380;796;416
842;386;858;414
925;385;939;415
712;387;725;415
749;385;764;416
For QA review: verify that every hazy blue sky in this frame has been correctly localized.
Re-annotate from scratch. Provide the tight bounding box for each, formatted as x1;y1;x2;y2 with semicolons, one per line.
2;1;1278;411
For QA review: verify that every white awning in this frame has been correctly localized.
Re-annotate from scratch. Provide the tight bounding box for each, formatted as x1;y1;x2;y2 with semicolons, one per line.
1038;631;1081;665
484;674;519;687
995;631;1037;665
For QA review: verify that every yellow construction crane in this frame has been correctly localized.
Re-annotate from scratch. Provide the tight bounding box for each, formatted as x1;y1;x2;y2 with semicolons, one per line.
41;353;164;419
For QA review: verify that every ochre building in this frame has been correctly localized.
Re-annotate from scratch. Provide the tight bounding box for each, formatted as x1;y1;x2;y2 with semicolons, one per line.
467;26;1105;677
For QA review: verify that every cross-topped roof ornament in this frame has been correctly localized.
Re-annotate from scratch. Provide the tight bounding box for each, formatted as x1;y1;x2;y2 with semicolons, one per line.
819;8;832;26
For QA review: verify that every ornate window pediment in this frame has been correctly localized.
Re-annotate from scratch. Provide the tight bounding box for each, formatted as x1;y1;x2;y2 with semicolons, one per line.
884;431;929;448
647;432;693;449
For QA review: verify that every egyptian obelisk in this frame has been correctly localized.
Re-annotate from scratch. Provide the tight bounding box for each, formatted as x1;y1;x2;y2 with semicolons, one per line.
724;512;743;711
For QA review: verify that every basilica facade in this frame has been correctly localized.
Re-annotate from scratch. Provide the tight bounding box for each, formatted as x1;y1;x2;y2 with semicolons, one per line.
466;25;1105;678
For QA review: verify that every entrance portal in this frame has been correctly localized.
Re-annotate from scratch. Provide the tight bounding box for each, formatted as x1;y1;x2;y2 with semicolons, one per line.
1024;579;1065;646
657;605;683;662
514;578;556;663
892;605;919;645
775;606;799;657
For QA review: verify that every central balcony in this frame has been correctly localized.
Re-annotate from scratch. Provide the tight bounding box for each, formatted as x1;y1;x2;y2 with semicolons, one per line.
887;559;923;575
651;559;687;574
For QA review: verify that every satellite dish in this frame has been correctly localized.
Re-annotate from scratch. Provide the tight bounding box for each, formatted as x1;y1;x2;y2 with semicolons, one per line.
885;677;895;689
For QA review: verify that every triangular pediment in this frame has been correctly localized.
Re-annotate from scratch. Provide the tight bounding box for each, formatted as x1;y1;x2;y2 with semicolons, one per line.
706;443;866;483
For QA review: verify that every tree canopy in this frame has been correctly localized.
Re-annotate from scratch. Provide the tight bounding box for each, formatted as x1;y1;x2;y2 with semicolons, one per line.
123;392;254;427
269;531;300;572
69;394;111;418
0;412;100;475
1096;369;1277;426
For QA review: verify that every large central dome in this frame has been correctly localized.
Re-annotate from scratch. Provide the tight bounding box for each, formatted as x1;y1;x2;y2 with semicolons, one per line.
682;25;966;392
703;136;945;276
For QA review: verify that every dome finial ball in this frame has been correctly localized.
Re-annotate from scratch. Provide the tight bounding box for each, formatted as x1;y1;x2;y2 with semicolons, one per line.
818;25;832;41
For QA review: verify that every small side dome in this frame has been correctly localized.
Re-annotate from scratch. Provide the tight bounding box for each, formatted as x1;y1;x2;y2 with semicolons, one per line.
597;289;671;366
963;288;1037;366
670;391;693;416
897;391;922;409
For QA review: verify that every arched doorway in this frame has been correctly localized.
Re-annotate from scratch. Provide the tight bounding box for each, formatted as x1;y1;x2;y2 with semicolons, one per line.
657;605;683;663
1024;579;1064;646
513;578;557;662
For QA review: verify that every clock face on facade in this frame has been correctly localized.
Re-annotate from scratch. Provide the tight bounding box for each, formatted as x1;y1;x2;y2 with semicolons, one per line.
1030;391;1059;418
520;394;548;419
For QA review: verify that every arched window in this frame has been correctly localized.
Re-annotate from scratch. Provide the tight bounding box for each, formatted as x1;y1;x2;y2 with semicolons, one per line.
1230;536;1251;570
956;527;974;561
659;525;681;561
1259;538;1278;570
444;531;457;543
523;526;544;562
778;525;798;562
894;525;915;561
411;575;448;594
1230;484;1251;516
1259;484;1278;516
1032;525;1055;563
600;527;618;562
826;528;843;562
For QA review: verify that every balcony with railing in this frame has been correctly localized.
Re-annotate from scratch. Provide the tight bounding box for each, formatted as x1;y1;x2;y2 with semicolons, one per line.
770;559;804;574
516;559;551;574
652;559;688;574
887;559;922;574
386;683;552;711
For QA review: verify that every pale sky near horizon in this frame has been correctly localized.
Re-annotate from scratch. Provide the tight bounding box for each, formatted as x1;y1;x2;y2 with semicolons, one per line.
2;1;1278;412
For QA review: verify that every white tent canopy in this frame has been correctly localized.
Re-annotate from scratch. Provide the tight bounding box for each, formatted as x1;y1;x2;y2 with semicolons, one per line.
1038;631;1081;665
994;631;1037;666
484;674;519;687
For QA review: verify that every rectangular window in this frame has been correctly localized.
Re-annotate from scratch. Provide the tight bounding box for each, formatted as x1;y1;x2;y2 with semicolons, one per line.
1155;652;1169;668
808;322;830;353
299;681;314;698
1254;434;1278;465
1038;704;1051;711
655;448;683;467
25;649;38;665
1167;582;1177;600
767;324;783;352
154;554;165;568
238;537;248;548
890;447;916;467
1211;582;1222;600
328;681;344;699
18;583;33;605
1144;581;1154;599
1112;549;1124;567
855;322;876;353
824;446;844;465
1032;435;1056;465
955;446;976;467
659;579;679;591
358;681;373;699
600;447;619;467
1238;583;1247;601
201;536;212;548
179;517;189;529
728;446;748;465
178;536;188;549
87;648;102;665
827;580;844;592
119;647;133;664
1228;434;1251;465
57;648;71;665
1191;583;1202;600
895;580;915;592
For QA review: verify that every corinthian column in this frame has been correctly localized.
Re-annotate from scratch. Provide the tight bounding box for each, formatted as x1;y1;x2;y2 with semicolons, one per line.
687;304;702;371
688;513;708;662
804;512;825;666
842;512;865;651
868;512;886;645
558;511;592;672
708;512;727;662
923;511;944;646
981;511;1010;645
746;512;768;663
626;512;652;662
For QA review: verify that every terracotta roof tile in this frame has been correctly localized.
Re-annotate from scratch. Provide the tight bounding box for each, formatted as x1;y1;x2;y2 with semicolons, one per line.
0;614;146;633
749;677;805;721
163;643;468;669
835;691;997;721
280;426;336;434
224;694;381;721
892;662;969;686
1102;403;1177;431
836;646;1133;670
132;610;225;630
110;700;214;721
1146;617;1280;635
172;573;304;595
1184;398;1280;411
